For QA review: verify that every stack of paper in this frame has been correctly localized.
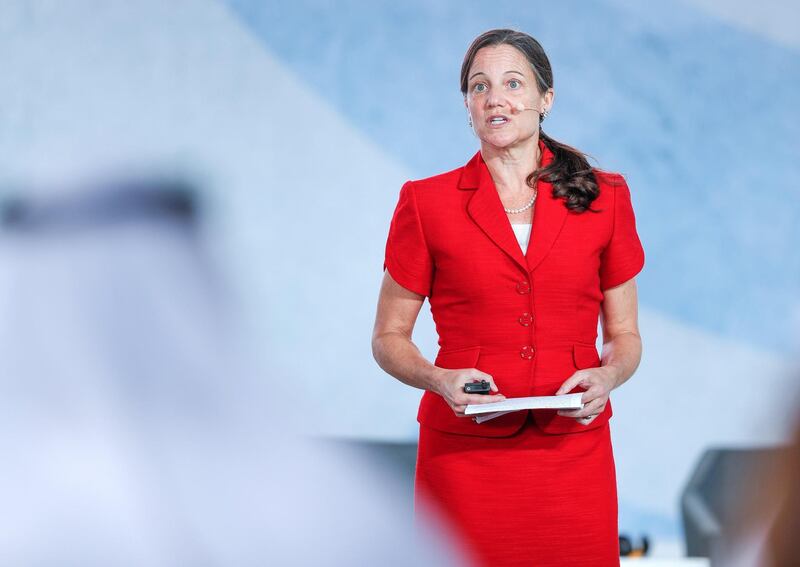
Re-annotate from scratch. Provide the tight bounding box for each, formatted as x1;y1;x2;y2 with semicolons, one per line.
465;393;584;424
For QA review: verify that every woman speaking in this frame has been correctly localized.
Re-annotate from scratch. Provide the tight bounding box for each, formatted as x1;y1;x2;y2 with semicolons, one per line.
372;28;645;567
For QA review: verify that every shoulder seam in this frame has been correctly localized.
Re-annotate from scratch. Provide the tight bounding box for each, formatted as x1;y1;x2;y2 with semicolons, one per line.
593;169;627;191
409;165;465;187
405;180;433;259
606;173;618;250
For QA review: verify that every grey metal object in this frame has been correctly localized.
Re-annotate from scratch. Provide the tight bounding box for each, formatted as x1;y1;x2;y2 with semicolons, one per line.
323;439;419;498
1;177;197;231
681;446;787;558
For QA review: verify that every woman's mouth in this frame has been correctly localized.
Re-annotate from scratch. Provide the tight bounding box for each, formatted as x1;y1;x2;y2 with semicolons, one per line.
488;115;509;127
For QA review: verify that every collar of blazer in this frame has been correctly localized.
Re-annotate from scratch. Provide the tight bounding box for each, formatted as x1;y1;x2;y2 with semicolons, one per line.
457;138;568;274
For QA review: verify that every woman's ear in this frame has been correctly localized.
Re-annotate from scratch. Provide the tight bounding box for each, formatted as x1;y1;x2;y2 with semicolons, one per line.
544;87;555;108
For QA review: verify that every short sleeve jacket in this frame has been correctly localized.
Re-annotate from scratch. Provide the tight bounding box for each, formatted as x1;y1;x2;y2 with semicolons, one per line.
383;139;645;437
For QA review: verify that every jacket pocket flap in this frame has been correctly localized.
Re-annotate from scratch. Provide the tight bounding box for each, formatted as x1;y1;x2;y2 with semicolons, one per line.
573;343;600;369
434;346;481;370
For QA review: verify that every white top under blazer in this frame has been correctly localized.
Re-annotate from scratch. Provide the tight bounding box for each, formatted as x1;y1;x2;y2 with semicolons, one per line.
511;222;532;253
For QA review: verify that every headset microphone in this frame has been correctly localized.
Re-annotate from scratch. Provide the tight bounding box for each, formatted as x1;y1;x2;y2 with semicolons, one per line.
513;102;541;113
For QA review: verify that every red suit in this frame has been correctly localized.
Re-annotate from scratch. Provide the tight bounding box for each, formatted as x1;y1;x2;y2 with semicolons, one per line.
383;138;645;566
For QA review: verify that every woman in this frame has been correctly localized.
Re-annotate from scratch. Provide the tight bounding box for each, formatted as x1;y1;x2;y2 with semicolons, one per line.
372;28;645;567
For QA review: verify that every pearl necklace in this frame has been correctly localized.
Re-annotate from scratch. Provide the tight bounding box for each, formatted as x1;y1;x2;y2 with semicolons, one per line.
503;188;537;214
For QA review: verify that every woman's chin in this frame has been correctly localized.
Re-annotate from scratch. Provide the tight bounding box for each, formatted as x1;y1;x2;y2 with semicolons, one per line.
480;132;535;151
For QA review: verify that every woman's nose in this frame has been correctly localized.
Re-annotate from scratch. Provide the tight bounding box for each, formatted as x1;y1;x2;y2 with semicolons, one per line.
485;90;507;109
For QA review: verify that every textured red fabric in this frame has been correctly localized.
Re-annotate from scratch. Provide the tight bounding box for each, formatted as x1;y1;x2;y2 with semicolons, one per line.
416;417;620;567
383;138;644;564
383;139;645;437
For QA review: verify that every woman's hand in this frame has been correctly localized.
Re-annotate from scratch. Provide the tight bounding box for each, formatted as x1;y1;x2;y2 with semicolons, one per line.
554;366;620;425
432;367;506;418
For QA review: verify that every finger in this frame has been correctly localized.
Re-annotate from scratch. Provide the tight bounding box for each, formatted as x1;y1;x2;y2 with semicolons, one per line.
457;392;505;406
558;400;600;418
578;405;604;424
560;390;594;407
473;393;507;404
582;398;605;415
475;371;500;393
557;398;594;417
566;410;597;422
559;398;605;418
555;373;585;396
556;375;599;398
578;386;604;405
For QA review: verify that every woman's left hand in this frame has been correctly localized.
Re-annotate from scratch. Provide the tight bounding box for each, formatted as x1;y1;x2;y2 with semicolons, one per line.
554;366;620;425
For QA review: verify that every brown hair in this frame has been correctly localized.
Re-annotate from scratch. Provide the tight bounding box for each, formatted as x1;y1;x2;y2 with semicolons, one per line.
460;28;600;213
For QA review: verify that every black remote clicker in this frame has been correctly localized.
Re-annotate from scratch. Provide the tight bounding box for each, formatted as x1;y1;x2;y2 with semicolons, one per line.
463;380;491;394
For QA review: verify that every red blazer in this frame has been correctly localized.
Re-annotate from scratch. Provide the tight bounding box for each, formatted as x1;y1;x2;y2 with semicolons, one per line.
383;138;645;437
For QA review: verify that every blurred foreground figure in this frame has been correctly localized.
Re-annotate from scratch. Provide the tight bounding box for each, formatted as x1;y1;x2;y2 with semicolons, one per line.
0;175;461;566
712;401;800;567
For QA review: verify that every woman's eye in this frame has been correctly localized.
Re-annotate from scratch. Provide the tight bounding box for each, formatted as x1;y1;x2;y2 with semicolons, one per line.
473;83;487;93
509;79;520;89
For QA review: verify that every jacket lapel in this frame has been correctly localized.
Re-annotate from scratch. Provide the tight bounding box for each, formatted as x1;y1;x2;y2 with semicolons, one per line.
460;140;567;274
524;143;568;272
462;153;528;273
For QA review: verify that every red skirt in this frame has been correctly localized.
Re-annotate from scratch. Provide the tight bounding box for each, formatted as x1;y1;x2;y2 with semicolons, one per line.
415;412;619;567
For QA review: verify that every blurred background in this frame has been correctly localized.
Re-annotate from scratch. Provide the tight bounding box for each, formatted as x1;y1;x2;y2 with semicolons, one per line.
1;0;798;564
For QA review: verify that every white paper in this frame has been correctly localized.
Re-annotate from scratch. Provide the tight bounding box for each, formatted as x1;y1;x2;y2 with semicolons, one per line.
473;410;515;424
465;393;584;424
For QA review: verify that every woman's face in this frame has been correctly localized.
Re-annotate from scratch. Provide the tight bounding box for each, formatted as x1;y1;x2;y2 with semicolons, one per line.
464;44;553;149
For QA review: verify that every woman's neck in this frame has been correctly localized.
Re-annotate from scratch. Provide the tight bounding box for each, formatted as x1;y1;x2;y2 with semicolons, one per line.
480;134;541;192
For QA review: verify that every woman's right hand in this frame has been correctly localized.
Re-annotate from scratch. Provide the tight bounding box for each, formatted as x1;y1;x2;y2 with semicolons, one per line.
432;368;506;417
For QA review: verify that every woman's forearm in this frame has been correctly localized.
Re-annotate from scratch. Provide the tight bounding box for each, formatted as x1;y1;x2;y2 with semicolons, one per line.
600;331;642;390
372;331;443;393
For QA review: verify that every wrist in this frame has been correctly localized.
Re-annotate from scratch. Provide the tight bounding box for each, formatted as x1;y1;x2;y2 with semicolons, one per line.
426;366;446;395
601;364;624;389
